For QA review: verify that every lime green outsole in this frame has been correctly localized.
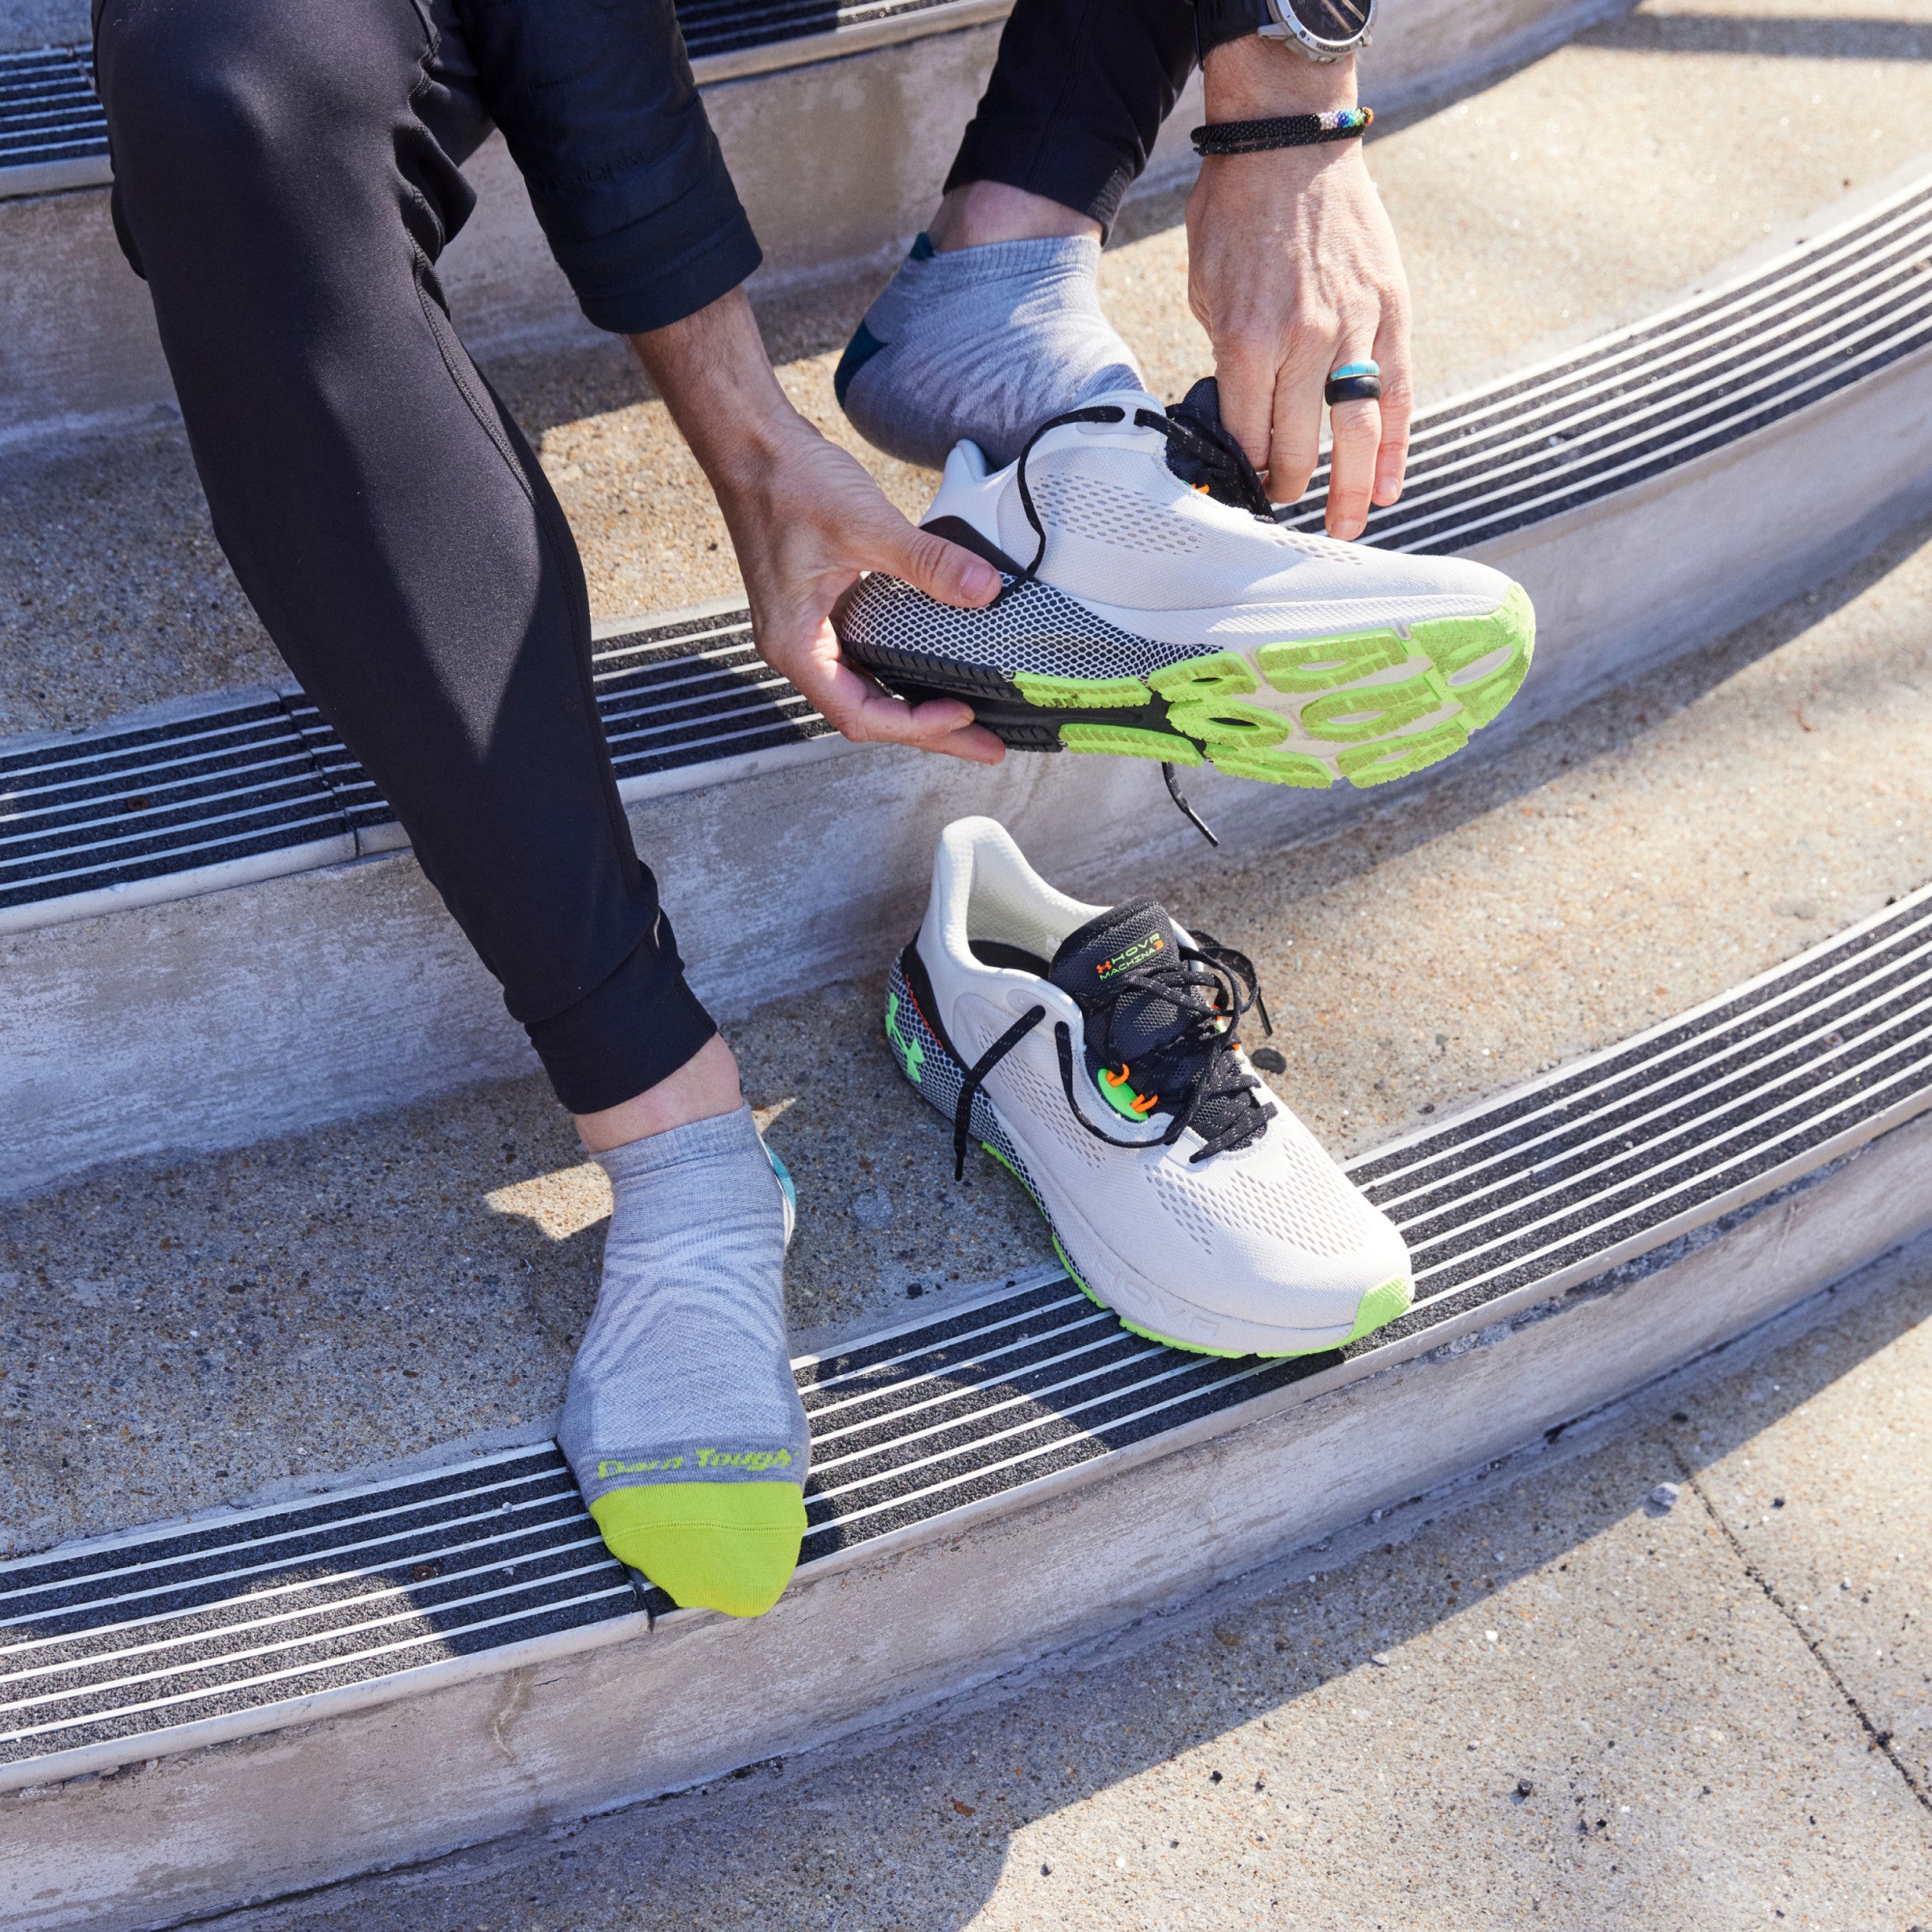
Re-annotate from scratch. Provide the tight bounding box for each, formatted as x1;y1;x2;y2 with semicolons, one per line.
1054;584;1534;791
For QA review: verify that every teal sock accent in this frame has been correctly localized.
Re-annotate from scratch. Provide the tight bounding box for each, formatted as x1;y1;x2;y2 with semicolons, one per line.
833;318;888;410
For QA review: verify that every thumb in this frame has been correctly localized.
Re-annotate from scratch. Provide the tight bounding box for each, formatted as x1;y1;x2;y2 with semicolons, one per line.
877;519;1004;610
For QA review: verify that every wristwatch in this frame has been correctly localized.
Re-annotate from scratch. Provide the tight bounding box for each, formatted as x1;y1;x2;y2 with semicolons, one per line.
1191;0;1376;63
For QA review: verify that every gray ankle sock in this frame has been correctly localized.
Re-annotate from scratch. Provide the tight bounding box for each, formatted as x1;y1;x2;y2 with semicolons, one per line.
557;1104;810;1619
836;233;1146;471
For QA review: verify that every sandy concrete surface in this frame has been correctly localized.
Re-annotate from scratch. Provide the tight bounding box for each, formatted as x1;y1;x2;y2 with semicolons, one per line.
3;0;1929;732
209;1232;1932;1932
4;503;1928;1558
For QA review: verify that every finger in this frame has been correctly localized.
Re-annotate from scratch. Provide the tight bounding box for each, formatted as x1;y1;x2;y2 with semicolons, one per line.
780;620;1006;766
1324;377;1382;540
1214;337;1282;478
1371;308;1414;508
874;522;1003;609
1265;335;1333;506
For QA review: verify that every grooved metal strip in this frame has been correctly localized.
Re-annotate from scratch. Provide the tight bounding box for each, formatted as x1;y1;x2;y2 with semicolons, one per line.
7;881;1931;1773
1281;180;1932;552
0;616;827;912
592;613;836;778
4;177;1928;922
0;704;345;911
0;46;104;166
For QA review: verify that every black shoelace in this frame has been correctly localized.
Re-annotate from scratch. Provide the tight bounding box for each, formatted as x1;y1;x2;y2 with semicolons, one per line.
1005;401;1277;597
950;932;1277;1178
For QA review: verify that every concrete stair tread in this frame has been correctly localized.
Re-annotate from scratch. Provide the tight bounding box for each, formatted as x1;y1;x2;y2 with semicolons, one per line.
8;163;1930;935
7;873;1930;1794
4;493;1930;1555
10;8;1932;734
0;0;1006;198
6;499;1932;1922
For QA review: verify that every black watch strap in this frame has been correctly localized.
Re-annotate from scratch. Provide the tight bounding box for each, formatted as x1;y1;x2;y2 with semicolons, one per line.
1191;0;1276;60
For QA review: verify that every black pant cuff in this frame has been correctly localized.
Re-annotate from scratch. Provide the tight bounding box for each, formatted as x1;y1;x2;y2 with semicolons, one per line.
944;122;1141;235
526;927;719;1116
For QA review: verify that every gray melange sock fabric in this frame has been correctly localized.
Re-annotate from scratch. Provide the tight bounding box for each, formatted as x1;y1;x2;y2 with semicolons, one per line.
836;233;1146;472
558;1104;808;1508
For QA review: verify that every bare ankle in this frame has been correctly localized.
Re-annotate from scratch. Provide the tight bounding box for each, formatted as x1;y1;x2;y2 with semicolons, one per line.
927;181;1101;254
574;1034;745;1153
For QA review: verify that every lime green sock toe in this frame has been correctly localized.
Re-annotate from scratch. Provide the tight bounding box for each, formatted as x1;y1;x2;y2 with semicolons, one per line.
592;1482;807;1619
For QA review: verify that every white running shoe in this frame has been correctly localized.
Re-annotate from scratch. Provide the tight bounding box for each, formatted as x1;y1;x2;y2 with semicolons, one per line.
885;816;1414;1356
838;381;1534;791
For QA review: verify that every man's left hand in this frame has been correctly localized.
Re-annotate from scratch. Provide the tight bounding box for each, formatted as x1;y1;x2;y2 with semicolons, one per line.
1187;36;1412;538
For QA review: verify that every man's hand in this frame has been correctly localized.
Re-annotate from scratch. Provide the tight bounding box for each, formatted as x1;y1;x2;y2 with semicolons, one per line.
630;289;1006;765
1187;37;1412;537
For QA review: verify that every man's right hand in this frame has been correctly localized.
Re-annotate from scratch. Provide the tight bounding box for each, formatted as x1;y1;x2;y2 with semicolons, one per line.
630;289;1007;766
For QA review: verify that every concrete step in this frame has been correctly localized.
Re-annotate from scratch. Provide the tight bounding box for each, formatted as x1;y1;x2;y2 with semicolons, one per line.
5;164;1930;1195
12;4;1930;738
0;0;1633;440
167;1229;1932;1931
5;500;1930;1922
6;890;1930;1926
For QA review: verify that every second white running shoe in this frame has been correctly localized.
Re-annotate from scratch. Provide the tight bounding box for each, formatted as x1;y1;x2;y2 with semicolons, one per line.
886;817;1414;1357
838;381;1534;791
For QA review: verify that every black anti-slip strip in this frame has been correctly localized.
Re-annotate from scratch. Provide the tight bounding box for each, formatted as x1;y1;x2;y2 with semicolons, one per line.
0;1;965;178
1350;902;1932;1188
0;46;105;163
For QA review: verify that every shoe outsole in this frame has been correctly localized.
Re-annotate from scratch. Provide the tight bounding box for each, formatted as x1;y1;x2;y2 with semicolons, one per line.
884;952;1414;1360
849;584;1534;792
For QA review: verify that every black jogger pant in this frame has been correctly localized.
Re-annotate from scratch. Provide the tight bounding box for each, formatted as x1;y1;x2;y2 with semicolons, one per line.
93;0;1202;1114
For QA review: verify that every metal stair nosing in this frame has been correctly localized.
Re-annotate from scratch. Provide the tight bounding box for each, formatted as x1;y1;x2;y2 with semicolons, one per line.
5;881;1931;1932
5;168;1932;1200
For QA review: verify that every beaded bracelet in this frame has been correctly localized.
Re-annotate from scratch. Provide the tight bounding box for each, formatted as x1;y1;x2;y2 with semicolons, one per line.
1191;106;1373;155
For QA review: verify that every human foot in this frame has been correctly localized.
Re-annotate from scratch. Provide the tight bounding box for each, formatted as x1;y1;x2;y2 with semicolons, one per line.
835;228;1143;472
558;1105;808;1618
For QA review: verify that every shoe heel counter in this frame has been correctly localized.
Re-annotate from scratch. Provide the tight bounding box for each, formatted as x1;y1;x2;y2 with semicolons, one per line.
925;440;1009;554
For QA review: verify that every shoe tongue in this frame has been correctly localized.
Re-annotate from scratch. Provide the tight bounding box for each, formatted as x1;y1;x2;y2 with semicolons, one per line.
1049;898;1194;1062
1163;377;1271;514
1051;898;1263;1150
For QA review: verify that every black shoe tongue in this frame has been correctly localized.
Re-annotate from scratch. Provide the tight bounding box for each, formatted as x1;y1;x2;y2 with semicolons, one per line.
1163;377;1272;515
1049;898;1195;1063
1051;897;1261;1149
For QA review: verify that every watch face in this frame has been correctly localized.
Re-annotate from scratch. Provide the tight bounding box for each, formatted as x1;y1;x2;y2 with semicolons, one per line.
1282;0;1373;49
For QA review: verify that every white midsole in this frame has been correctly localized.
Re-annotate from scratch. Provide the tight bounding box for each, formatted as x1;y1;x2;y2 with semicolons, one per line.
1075;591;1505;651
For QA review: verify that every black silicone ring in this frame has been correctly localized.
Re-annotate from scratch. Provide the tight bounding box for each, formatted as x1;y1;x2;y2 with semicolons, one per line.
1323;373;1383;405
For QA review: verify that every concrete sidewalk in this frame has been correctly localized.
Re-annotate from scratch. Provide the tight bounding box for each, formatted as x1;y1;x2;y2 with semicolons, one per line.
210;1231;1932;1932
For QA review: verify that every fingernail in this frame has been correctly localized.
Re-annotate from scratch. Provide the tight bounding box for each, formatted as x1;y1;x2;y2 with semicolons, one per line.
964;564;1001;600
